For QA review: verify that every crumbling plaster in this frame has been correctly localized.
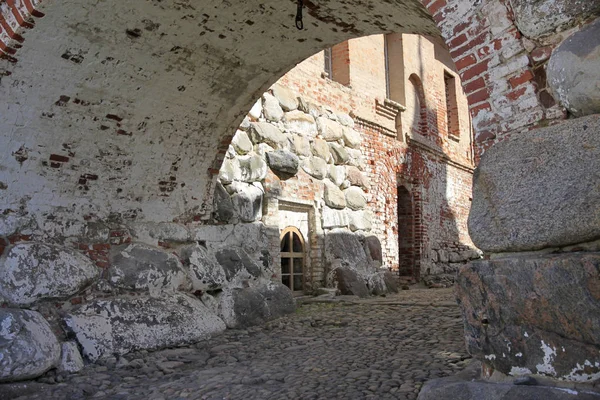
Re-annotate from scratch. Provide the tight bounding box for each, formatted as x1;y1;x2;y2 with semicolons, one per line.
0;0;438;230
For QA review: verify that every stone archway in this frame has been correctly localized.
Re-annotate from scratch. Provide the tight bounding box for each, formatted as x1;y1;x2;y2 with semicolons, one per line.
0;0;569;229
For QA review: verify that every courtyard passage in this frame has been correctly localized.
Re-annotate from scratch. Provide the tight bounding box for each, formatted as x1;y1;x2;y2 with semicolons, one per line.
4;288;471;400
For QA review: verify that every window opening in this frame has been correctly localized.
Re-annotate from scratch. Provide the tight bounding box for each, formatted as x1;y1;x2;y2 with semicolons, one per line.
409;74;427;136
444;71;460;140
324;48;333;80
280;227;305;292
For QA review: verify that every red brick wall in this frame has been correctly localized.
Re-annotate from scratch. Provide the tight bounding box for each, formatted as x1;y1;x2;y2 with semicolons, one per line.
421;0;572;160
0;0;43;63
275;34;477;280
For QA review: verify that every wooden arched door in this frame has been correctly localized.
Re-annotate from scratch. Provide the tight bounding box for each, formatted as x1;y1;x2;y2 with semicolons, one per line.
280;227;305;292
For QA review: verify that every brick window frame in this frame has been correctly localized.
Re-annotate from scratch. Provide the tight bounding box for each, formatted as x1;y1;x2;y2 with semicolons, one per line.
444;70;460;141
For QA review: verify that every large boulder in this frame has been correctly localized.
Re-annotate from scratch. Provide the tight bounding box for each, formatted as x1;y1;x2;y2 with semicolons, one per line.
346;148;367;170
345;186;367;210
417;363;599;400
248;98;262;119
311;138;331;161
329;143;350;165
366;272;387;296
322;206;349;229
218;158;241;184
335;266;369;297
547;19;600;117
328;165;346;187
346;166;369;189
324;229;370;271
194;223;271;265
238;154;268;182
508;0;600;39
214;248;263;282
337;112;355;128
180;245;227;291
456;253;600;382
317;117;344;141
301;156;328;180
218;282;295;328
249;122;287;148
348;210;372;231
231;130;253;155
342;127;361;148
266;149;300;176
324;180;346;209
128;222;190;244
108;243;190;293
363;235;383;265
0;309;61;382
284;111;317;136
262;92;284;122
58;342;84;373
213;182;234;222
0;214;35;238
468;115;600;253
64;293;226;361
0;243;99;306
271;84;298;111
290;134;311;157
383;271;398;293
230;182;263;222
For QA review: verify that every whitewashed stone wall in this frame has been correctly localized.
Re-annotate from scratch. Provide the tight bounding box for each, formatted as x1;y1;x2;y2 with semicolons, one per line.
212;83;395;294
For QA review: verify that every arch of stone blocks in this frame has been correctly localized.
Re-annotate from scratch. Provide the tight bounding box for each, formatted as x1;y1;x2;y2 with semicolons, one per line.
0;0;571;228
1;0;599;387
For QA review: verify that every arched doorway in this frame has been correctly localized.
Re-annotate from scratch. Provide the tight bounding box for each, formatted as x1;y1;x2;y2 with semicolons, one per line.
280;227;305;292
397;186;416;279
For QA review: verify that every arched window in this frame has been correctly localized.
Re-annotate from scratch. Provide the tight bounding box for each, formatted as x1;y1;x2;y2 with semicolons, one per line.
280;227;305;292
408;74;427;136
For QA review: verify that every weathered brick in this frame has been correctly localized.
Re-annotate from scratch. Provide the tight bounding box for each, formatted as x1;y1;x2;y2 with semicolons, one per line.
461;60;490;81
508;69;534;88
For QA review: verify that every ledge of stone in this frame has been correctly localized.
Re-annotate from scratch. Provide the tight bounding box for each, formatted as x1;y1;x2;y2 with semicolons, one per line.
456;252;600;382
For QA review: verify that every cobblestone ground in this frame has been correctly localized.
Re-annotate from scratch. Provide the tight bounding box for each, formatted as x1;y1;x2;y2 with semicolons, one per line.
4;288;472;400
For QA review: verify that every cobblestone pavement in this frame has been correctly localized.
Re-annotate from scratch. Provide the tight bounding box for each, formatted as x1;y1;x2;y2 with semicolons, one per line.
4;288;472;400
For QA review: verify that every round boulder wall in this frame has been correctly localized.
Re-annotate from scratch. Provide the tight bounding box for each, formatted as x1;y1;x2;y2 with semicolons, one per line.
108;243;191;293
547;19;600;117
64;293;226;361
180;244;228;292
0;243;99;306
216;282;295;328
0;309;61;382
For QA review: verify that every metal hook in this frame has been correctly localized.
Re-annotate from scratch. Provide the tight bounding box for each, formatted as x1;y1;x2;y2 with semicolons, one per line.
295;0;304;30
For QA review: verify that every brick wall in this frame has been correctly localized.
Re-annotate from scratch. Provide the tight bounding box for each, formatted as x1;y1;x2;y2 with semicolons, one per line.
251;33;478;284
421;0;583;160
0;0;43;63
